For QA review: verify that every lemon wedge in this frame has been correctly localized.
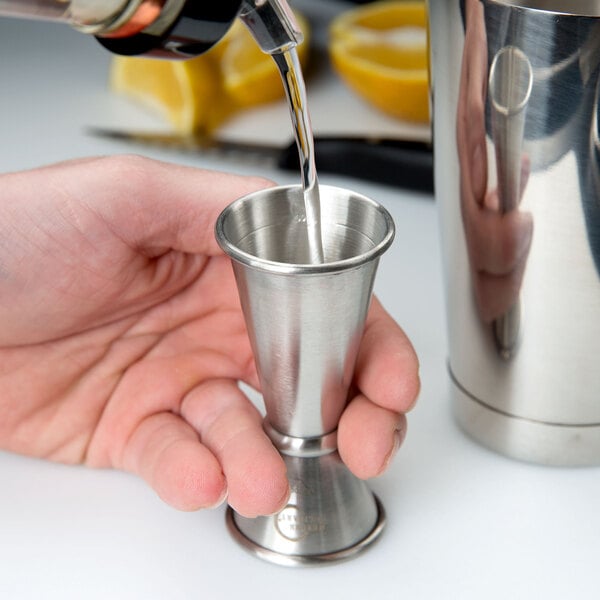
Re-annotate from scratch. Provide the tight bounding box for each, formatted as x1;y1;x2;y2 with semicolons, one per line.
109;53;229;134
109;12;311;134
329;1;429;123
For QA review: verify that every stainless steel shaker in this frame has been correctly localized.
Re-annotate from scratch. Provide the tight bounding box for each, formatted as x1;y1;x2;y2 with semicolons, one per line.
428;0;600;465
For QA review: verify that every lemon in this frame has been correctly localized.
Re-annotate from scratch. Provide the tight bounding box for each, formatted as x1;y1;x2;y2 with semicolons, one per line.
109;53;229;134
329;1;429;123
109;12;311;134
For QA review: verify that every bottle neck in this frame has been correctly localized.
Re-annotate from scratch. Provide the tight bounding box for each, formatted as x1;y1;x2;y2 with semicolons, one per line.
239;0;302;55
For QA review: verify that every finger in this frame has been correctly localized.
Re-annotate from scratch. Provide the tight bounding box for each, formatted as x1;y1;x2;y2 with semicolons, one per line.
39;154;274;256
465;207;533;275
121;412;227;511
354;296;420;415
474;260;528;323
338;394;407;480
132;158;275;256
465;0;488;104
456;0;490;206
464;64;487;203
181;379;289;518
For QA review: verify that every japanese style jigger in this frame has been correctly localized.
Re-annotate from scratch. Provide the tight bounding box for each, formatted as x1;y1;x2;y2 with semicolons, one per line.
215;184;394;566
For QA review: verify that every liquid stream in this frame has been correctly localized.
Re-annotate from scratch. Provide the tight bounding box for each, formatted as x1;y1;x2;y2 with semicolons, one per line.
272;48;324;264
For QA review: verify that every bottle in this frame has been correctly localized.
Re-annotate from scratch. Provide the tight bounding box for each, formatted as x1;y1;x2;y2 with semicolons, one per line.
0;0;302;57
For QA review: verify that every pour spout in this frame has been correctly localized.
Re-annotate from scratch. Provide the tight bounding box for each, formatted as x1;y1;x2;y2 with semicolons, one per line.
239;0;303;54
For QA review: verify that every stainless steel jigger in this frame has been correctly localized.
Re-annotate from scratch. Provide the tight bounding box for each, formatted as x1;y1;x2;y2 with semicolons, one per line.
215;184;395;566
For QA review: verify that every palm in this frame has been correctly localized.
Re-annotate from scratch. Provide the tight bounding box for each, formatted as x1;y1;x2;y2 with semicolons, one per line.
0;250;257;464
0;156;419;517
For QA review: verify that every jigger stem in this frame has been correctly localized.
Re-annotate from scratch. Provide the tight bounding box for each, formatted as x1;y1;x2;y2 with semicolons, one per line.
263;421;338;457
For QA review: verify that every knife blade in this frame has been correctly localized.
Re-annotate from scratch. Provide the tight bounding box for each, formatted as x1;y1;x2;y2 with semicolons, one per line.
87;127;433;193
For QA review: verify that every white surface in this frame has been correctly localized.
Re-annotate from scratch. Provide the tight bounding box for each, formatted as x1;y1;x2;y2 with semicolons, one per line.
1;18;599;600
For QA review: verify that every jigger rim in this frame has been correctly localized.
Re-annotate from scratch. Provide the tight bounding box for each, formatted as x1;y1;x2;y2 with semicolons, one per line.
215;184;395;275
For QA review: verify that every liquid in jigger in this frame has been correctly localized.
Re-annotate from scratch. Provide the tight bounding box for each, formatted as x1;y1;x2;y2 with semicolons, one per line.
273;48;324;264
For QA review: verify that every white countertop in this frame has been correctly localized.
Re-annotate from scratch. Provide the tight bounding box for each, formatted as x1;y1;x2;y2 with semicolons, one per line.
1;17;599;600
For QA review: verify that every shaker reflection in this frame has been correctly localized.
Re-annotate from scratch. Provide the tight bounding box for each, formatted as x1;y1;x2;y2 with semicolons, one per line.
456;0;533;358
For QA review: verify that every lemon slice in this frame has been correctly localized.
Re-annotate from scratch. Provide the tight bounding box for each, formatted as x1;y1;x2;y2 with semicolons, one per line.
329;1;429;123
109;12;311;134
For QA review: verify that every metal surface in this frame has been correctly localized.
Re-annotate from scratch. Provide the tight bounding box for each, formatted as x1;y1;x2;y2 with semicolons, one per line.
226;495;386;567
215;184;393;564
490;0;600;16
429;0;600;464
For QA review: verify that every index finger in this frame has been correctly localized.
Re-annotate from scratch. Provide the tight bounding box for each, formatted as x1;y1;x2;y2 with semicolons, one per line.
37;155;275;257
353;296;420;415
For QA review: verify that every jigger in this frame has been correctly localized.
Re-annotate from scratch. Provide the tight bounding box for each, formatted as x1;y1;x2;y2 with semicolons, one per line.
215;184;395;566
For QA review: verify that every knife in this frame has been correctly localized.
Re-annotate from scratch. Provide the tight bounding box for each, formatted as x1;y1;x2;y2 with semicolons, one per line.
88;127;433;193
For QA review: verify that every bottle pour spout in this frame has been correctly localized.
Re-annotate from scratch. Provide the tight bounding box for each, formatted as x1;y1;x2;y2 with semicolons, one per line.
239;0;303;54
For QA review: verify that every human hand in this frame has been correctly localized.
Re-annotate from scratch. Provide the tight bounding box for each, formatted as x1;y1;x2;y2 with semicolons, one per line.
0;155;419;517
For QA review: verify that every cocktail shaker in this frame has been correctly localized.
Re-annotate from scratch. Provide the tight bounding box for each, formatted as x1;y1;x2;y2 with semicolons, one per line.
428;0;600;465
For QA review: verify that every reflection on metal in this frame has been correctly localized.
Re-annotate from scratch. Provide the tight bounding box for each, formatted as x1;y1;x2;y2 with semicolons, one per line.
489;46;533;357
489;46;533;212
429;0;600;465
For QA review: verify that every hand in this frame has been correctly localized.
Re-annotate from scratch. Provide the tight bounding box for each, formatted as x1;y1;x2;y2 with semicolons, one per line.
0;155;419;517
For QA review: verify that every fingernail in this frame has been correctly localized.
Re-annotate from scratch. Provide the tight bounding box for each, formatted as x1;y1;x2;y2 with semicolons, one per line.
208;487;229;510
239;482;291;519
266;481;291;516
380;426;406;475
517;215;534;258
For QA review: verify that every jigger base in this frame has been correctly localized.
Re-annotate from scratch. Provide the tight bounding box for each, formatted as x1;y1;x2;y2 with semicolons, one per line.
225;495;386;567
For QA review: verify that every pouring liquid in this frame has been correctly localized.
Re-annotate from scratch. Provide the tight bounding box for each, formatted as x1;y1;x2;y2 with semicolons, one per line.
272;48;325;264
